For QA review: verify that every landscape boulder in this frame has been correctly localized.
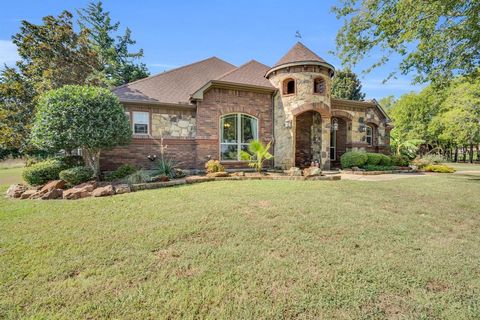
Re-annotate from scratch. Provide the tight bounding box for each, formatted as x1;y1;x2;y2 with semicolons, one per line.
92;185;115;197
231;171;245;177
114;184;131;194
206;171;230;178
285;167;302;176
303;166;322;178
63;185;93;200
20;189;37;199
41;189;63;200
72;181;96;192
6;184;28;198
40;180;66;193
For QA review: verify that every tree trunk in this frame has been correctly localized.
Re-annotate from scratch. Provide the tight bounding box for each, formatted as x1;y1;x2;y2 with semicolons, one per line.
469;144;474;163
85;149;101;179
454;147;458;162
477;145;480;163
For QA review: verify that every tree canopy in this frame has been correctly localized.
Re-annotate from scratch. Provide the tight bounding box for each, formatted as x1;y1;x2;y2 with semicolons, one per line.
31;85;131;175
333;0;480;84
331;68;365;100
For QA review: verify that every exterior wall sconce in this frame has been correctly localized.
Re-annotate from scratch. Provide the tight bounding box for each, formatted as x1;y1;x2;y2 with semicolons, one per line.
285;120;292;128
331;118;339;131
147;154;157;161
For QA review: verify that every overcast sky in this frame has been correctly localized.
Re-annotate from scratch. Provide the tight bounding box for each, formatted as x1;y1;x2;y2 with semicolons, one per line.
0;0;427;99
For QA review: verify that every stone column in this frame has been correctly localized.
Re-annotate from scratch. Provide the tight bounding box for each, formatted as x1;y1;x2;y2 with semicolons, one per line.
321;117;331;170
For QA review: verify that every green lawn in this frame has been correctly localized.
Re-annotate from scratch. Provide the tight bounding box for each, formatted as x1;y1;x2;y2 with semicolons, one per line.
0;160;24;185
1;168;480;319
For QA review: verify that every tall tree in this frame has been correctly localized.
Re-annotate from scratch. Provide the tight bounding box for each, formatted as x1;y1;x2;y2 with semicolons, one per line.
333;0;480;84
331;68;365;100
0;11;99;152
377;95;396;114
77;1;149;87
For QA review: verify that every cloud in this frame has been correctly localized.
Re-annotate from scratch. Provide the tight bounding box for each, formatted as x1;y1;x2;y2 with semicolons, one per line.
0;40;20;66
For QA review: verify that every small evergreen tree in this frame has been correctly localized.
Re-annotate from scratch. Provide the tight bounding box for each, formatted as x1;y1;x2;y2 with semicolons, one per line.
331;68;365;100
31;85;132;177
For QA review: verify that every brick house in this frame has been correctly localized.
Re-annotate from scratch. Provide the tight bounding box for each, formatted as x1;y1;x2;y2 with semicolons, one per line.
103;42;392;171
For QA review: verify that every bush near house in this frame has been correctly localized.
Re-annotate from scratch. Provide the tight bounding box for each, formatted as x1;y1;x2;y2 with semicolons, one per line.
424;164;455;173
390;154;410;167
22;159;66;185
378;154;392;166
105;164;137;181
59;166;94;186
340;151;368;168
205;160;225;173
366;153;383;165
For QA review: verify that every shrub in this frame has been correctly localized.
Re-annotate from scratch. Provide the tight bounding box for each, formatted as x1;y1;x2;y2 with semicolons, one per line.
106;164;137;181
55;155;85;168
22;159;66;185
362;165;397;171
365;153;382;165
205;160;225;173
423;154;445;164
378;154;392;166
59;166;94;186
125;170;151;184
390;155;410;167
155;157;176;179
424;164;455;173
340;151;368;168
411;157;432;169
239;140;273;173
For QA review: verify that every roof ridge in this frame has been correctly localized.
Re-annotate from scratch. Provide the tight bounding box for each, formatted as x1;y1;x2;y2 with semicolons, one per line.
114;56;236;90
216;59;271;81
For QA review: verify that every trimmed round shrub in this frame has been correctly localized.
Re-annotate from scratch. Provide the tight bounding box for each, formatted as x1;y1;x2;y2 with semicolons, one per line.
366;153;383;165
105;164;137;181
390;155;410;167
378;154;392;166
59;166;94;186
340;151;368;168
22;159;66;185
55;155;85;168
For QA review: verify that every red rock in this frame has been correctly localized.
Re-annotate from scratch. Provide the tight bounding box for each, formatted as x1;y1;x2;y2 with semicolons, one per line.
114;184;130;194
206;172;230;178
41;189;63;200
6;184;28;198
63;186;92;200
72;181;96;192
92;185;114;197
40;180;66;192
20;189;37;199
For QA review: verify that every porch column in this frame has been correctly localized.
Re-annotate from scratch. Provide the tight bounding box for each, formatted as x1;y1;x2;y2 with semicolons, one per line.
321;117;331;170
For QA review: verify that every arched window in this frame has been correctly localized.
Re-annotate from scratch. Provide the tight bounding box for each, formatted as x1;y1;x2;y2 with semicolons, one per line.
314;77;326;94
366;125;373;146
283;78;295;95
220;114;258;160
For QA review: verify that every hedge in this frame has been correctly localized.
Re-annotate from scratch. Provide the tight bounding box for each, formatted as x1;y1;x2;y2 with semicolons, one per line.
340;151;368;168
22;159;66;185
59;166;94;186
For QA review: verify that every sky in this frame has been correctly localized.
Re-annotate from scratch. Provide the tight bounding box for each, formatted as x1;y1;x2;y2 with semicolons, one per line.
0;0;427;99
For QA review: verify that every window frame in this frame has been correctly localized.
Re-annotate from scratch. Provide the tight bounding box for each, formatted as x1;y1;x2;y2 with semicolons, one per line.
132;111;150;135
219;113;259;161
366;125;373;146
313;77;326;95
282;78;296;95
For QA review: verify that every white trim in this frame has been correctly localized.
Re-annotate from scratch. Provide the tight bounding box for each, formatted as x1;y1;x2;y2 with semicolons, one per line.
132;111;150;135
366;125;373;146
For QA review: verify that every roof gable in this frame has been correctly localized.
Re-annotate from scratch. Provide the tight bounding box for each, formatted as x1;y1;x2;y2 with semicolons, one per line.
216;60;273;88
113;57;236;105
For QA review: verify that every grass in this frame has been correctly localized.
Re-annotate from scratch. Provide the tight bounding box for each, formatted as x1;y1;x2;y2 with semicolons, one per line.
1;167;480;319
0;160;24;185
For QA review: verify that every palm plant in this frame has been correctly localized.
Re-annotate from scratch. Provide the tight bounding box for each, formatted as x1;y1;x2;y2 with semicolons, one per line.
390;136;425;158
240;140;273;173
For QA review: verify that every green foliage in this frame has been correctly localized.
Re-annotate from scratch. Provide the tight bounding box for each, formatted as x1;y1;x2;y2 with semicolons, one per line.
205;160;225;173
365;153;382;165
55;155;85;168
240;140;273;173
59;166;94;186
378;154;392;166
331;68;365;100
422;154;445;164
424;164;455;173
340;151;368;168
77;1;149;87
105;164;137;181
22;159;66;185
333;0;480;84
362;165;397;171
377;96;396;114
155;157;176;179
124;170;151;184
31;85;131;177
390;155;410;167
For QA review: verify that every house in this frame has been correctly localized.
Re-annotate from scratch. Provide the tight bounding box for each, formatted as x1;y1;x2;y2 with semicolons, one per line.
103;42;392;171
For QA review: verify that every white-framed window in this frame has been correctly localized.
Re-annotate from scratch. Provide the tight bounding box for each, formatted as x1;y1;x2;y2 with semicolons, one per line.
220;113;258;161
132;111;149;135
366;125;373;146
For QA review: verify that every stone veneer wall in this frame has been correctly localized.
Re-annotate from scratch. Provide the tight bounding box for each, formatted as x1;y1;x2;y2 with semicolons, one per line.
151;114;196;138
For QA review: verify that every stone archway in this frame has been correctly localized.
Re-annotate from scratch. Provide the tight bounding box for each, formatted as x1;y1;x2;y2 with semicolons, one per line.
294;110;323;168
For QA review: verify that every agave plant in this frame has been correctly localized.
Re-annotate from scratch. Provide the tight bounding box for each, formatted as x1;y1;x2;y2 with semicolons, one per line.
240;140;273;173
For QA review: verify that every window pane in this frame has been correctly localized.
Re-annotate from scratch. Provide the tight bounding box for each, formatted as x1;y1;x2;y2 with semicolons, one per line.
241;115;257;143
134;124;148;134
133;112;149;124
221;115;237;143
221;144;238;160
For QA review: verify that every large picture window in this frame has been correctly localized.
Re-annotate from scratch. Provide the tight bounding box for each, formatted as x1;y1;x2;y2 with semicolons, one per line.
132;111;149;135
220;114;258;161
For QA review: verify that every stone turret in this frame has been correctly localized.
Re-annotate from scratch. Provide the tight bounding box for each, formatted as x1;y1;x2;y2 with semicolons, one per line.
266;42;335;169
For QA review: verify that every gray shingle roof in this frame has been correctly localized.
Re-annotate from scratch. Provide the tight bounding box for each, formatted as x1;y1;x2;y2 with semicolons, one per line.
273;42;329;68
216;60;273;88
